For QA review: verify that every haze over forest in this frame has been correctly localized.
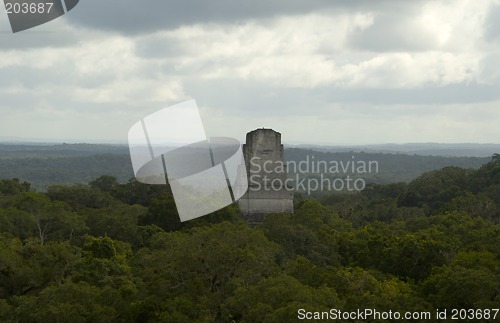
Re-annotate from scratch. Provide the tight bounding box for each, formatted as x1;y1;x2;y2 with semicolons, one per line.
0;142;496;191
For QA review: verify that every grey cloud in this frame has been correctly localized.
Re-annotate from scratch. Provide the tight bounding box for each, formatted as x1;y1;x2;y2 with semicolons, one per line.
484;3;500;42
185;78;500;117
479;53;500;83
65;0;325;34
318;83;500;105
65;0;420;35
0;66;37;87
0;64;115;92
135;36;189;59
0;30;77;50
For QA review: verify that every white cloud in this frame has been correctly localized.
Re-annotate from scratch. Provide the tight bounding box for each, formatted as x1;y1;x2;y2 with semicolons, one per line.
131;9;485;89
72;78;187;104
0;0;499;143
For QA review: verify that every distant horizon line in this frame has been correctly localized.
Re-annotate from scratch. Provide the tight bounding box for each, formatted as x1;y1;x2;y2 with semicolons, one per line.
1;139;500;147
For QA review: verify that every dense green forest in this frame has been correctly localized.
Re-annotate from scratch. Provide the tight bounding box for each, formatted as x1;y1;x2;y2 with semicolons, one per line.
0;144;134;189
0;143;490;191
0;154;499;322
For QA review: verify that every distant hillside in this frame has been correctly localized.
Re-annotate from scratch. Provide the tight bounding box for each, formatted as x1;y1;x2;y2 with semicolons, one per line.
0;143;495;191
293;143;500;157
285;148;491;185
0;143;130;159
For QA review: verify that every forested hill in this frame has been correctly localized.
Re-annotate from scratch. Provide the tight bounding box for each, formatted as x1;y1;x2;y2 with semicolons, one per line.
0;143;493;190
0;154;498;321
285;148;490;184
293;143;500;157
0;144;133;190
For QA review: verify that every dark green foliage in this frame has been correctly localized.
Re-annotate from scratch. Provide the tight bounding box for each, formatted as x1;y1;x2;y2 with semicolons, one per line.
47;184;119;210
223;274;342;322
132;222;280;321
422;265;498;309
0;178;30;196
89;175;120;192
83;236;117;259
0;155;499;321
140;193;182;232
84;205;147;247
398;166;471;213
111;178;172;206
261;200;346;266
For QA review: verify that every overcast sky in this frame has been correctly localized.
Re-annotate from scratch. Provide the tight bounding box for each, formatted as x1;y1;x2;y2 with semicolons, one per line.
1;0;500;145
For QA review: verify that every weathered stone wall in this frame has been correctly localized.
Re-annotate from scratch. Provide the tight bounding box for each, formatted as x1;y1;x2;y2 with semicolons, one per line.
239;128;294;224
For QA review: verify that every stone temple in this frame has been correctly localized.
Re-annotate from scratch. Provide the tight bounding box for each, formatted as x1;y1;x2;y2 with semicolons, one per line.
239;128;294;224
